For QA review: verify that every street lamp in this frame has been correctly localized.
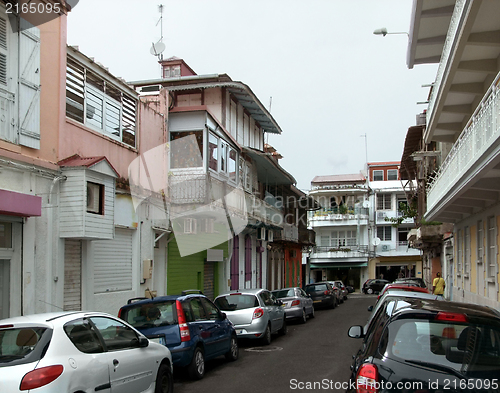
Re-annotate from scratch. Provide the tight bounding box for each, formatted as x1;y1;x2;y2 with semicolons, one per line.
373;27;408;37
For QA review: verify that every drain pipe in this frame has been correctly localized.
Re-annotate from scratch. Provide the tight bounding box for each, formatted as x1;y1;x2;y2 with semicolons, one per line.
46;176;66;312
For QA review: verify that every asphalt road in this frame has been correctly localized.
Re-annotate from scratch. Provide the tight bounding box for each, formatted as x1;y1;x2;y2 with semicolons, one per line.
173;293;377;393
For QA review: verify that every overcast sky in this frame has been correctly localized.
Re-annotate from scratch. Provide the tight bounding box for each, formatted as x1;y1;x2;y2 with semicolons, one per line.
67;0;438;191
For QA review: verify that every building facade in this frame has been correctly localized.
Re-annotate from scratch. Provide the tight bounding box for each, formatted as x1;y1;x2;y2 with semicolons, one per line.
404;0;500;309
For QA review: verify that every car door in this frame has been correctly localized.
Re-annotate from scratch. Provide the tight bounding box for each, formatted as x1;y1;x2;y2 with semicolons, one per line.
89;316;157;393
186;297;219;357
299;288;313;314
200;297;231;356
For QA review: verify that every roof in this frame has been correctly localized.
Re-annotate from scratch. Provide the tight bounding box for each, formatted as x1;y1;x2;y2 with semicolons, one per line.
242;146;296;185
58;154;119;177
311;174;365;184
367;161;400;167
400;125;424;180
129;75;282;135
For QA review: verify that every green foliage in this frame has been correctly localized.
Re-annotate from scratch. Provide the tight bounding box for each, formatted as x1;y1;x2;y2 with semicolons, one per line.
384;200;418;227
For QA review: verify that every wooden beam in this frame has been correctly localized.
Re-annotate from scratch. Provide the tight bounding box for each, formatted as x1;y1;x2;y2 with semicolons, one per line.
468;30;500;46
458;59;498;73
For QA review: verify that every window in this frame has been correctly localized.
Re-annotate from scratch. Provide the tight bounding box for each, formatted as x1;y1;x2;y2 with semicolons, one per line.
66;56;137;147
0;222;12;248
487;216;497;278
64;320;103;354
86;182;104;215
377;194;392;210
208;133;218;171
220;141;228;173
398;228;408;244
464;226;470;277
377;226;392;241
200;298;221;321
229;148;237;182
188;298;207;321
170;130;203;168
90;317;140;351
331;230;357;247
373;170;383;181
387;169;398;180
477;220;484;263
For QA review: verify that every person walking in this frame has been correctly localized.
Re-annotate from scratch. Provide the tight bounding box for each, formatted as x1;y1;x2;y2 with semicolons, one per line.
432;272;446;297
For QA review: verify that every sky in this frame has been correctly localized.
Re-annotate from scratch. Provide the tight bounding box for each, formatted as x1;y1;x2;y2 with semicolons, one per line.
66;0;438;192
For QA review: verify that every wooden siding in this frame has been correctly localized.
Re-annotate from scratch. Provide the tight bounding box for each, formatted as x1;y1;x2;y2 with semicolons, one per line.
63;239;81;311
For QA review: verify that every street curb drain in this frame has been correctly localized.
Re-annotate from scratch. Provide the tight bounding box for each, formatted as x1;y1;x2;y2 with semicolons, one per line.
245;346;283;353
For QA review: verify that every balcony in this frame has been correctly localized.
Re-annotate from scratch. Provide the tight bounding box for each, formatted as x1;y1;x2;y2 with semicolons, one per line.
299;228;315;246
376;210;414;225
426;72;500;222
273;223;299;243
310;207;368;226
311;245;369;260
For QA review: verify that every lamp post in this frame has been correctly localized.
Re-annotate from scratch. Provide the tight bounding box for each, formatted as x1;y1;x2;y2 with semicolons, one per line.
373;27;409;37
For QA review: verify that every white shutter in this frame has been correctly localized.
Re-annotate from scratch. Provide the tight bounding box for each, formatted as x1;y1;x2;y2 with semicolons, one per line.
0;6;15;144
18;18;40;149
63;239;82;311
93;228;133;293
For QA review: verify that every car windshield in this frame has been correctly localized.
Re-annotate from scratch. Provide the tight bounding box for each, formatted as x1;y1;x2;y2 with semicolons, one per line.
306;284;327;293
215;295;259;311
120;301;177;329
272;289;295;298
0;327;50;367
380;319;500;377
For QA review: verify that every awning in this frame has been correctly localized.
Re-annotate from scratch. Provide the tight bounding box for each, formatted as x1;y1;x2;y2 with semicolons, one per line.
242;147;295;185
310;262;367;269
0;189;42;217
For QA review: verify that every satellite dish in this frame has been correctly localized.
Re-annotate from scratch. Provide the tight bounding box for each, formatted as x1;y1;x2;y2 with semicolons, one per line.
150;41;166;57
363;200;370;208
372;237;381;246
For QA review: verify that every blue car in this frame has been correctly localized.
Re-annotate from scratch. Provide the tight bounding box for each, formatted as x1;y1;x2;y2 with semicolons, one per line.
118;291;238;380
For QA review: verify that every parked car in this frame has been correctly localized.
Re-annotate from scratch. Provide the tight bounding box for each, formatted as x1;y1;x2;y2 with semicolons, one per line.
393;277;427;288
214;289;287;345
376;282;429;301
362;278;389;294
326;281;342;306
0;311;173;392
346;285;355;294
118;291;238;380
305;282;337;309
334;280;348;301
271;287;315;323
347;297;500;393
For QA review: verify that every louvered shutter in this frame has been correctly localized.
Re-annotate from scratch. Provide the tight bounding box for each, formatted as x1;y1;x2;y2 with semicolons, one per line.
18;18;40;149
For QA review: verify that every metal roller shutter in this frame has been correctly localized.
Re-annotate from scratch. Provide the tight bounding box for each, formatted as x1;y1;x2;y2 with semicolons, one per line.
94;228;133;293
64;239;82;311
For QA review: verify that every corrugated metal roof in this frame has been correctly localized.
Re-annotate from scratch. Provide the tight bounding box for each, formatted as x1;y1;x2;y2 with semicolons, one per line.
311;174;365;184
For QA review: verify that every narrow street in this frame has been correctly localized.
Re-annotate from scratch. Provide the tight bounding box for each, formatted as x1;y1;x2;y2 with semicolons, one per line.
174;294;376;393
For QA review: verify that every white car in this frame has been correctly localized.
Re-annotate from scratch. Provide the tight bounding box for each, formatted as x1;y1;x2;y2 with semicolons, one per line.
0;311;173;393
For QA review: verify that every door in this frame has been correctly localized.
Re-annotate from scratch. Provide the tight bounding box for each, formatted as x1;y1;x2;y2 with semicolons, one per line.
200;297;229;355
90;316;157;393
186;298;218;357
0;260;9;319
0;220;21;317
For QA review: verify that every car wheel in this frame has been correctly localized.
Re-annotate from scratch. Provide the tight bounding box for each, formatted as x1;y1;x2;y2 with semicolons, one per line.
262;324;272;345
309;307;315;318
330;298;336;309
155;364;173;393
344;295;348;301
225;335;239;361
367;288;373;294
300;308;307;324
278;318;287;336
188;347;205;380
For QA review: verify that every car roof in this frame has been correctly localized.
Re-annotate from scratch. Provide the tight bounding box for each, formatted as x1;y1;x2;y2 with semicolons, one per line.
380;290;441;301
120;294;206;308
216;288;267;297
390;297;500;323
271;287;299;291
0;311;118;326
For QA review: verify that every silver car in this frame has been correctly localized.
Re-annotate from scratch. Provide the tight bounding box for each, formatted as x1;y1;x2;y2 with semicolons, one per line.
271;287;315;323
0;311;173;393
214;289;287;345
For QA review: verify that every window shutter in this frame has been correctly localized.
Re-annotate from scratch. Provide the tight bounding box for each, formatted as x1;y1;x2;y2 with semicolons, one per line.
0;13;7;86
245;235;252;282
18;18;40;149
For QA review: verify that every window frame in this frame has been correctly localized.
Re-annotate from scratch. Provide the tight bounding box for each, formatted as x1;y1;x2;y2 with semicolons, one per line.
373;170;384;181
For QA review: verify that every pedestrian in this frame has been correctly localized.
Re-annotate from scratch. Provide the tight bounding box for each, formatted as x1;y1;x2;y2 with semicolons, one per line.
432;272;446;297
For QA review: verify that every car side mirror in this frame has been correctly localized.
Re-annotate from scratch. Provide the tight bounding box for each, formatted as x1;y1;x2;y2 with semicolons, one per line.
367;306;373;312
221;312;227;320
348;325;364;339
138;336;149;347
276;300;283;306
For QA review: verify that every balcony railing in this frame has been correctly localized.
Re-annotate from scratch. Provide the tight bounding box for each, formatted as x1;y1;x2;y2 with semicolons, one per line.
273;223;299;242
427;0;467;120
310;207;369;221
427;72;500;212
312;245;368;256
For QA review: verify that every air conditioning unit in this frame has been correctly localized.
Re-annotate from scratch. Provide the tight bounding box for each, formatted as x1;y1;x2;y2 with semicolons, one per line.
86;182;102;214
257;227;266;240
183;218;197;234
377;211;386;219
381;244;390;252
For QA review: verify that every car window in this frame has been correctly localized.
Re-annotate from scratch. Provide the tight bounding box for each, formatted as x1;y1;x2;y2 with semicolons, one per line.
300;289;308;297
188;298;208;321
215;295;259;311
306;284;327;293
64;319;104;354
382;319;500;377
259;291;275;306
120;300;177;329
272;289;295;298
0;327;51;367
200;298;221;321
90;317;140;351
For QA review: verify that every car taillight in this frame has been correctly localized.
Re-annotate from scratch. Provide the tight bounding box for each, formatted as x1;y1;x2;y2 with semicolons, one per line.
356;363;378;393
176;300;191;342
291;300;300;307
20;365;64;391
253;308;264;319
0;324;13;329
324;290;329;295
435;312;468;323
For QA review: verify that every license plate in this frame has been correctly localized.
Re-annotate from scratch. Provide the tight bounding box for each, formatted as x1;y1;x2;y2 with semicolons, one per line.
313;300;321;303
149;336;166;345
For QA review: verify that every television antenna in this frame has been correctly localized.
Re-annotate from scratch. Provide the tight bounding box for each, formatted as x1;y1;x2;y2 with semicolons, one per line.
150;4;165;60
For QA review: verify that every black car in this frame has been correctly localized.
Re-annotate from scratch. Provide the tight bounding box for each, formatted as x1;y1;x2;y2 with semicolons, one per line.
363;279;389;294
347;297;500;392
393;277;427;288
304;282;337;309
